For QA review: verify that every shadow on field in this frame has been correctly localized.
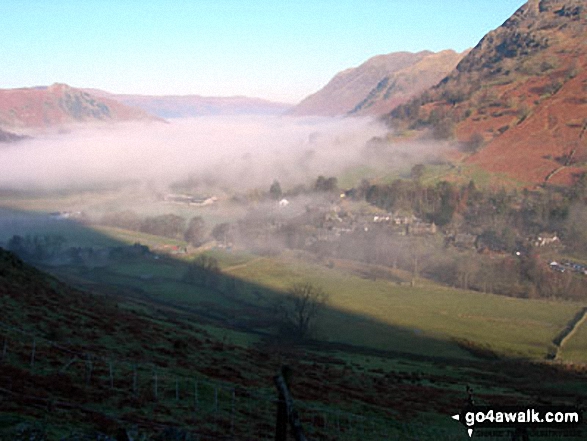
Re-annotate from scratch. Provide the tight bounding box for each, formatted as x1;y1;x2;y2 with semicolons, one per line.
0;206;481;363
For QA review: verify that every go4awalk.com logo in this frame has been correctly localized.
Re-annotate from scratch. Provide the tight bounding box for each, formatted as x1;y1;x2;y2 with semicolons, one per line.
451;405;583;438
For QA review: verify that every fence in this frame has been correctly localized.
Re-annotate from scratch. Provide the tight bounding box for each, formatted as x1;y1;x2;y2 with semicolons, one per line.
0;320;469;440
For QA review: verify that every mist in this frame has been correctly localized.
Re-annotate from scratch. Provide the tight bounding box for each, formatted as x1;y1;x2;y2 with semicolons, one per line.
0;115;445;193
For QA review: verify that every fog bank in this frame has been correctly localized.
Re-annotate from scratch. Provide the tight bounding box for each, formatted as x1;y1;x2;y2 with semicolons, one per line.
0;115;443;192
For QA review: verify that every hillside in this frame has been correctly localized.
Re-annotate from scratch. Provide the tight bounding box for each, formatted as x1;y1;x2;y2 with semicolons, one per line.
86;90;292;118
1;198;587;439
0;84;160;133
289;50;464;117
0;128;28;143
388;0;587;186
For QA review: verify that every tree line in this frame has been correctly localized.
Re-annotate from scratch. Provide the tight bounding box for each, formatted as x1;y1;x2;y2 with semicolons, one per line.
99;211;231;248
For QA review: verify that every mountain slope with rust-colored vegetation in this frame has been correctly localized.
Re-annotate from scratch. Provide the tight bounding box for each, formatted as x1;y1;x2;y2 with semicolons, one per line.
0;83;160;133
388;0;587;186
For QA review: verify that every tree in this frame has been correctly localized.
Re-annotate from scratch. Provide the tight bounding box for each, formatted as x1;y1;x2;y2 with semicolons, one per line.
569;173;587;202
183;254;220;288
410;164;426;182
211;222;232;246
184;216;206;247
278;282;329;339
140;214;185;239
432;117;455;140
7;234;66;262
101;210;141;231
314;176;338;193
7;235;25;256
454;254;480;290
564;203;587;253
433;181;458;226
461;132;485;153
269;180;283;200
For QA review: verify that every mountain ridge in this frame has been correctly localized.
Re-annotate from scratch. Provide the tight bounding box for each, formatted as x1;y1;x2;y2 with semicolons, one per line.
0;83;161;133
289;50;465;117
85;89;292;118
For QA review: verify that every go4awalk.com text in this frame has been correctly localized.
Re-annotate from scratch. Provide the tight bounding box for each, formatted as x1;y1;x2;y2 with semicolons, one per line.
451;405;583;438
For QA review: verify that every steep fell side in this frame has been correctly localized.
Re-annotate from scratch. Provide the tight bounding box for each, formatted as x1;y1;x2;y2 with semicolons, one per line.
388;0;587;186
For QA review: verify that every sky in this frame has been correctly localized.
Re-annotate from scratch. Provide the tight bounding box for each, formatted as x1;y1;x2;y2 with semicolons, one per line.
0;0;527;103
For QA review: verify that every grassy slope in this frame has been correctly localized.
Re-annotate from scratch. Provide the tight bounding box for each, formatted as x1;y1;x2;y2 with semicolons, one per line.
2;235;587;439
559;317;587;363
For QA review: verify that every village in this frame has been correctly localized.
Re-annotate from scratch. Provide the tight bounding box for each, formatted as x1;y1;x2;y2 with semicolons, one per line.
38;181;584;287
233;191;574;263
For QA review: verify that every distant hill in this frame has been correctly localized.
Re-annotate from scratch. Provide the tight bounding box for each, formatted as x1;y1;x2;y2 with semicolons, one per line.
388;0;587;186
0;128;29;143
85;89;292;118
289;50;464;117
0;83;160;132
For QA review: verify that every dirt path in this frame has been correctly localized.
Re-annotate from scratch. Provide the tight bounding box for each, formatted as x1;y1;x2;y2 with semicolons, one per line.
551;307;587;360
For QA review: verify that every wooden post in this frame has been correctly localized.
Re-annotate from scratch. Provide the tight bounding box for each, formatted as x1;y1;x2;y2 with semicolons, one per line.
30;338;36;368
275;392;287;441
133;365;137;395
194;380;199;411
175;378;179;401
109;362;114;389
154;370;158;400
85;354;93;385
273;365;307;441
214;385;218;412
1;336;7;362
231;388;236;435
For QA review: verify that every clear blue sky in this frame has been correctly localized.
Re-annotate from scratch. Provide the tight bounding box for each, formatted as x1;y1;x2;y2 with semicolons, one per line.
0;0;526;103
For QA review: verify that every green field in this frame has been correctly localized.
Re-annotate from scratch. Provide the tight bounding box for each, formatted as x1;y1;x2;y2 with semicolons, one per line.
558;316;587;363
222;251;582;360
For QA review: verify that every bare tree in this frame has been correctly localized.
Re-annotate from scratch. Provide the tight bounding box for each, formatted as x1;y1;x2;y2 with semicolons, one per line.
269;180;283;200
183;254;220;288
278;283;329;339
184;216;206;247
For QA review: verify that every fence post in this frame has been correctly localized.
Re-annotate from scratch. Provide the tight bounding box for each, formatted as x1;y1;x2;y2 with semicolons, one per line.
154;369;158;400
273;365;307;441
194;380;199;411
30;338;36;368
275;370;288;441
176;378;179;401
85;354;93;385
1;336;7;362
133;364;137;395
109;361;114;389
231;388;235;435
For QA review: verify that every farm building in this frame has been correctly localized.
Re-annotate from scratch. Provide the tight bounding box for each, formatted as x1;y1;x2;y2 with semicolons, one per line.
534;232;559;247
